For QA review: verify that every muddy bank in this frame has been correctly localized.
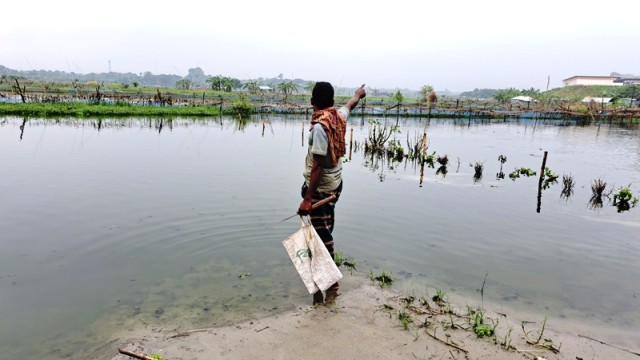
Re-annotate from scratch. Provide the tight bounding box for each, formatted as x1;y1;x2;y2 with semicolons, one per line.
109;275;639;360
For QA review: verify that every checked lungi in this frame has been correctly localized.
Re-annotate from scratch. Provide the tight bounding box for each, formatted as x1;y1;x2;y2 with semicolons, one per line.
300;181;342;258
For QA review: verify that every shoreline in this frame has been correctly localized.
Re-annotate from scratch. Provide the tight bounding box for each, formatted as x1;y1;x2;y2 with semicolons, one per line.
109;274;640;360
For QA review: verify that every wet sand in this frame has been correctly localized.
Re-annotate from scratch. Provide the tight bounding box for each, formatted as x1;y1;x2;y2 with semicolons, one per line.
110;275;639;360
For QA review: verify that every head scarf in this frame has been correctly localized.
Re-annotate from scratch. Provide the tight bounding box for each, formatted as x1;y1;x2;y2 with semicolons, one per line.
310;108;346;167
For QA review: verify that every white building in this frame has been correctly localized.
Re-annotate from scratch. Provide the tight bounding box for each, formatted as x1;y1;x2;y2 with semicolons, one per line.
562;76;622;86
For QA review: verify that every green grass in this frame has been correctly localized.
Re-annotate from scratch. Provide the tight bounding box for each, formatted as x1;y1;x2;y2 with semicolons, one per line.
542;85;622;100
0;102;222;118
369;270;394;288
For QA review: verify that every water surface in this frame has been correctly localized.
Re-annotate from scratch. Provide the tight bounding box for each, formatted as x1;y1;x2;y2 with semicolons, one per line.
0;116;639;359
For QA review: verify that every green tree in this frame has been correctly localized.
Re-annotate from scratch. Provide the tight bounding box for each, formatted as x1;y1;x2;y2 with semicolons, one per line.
243;80;260;94
221;77;238;92
277;80;299;102
176;78;191;90
419;85;434;102
206;75;224;91
494;88;520;102
520;87;541;97
393;90;404;104
304;81;316;94
186;67;207;87
615;85;639;99
207;75;238;92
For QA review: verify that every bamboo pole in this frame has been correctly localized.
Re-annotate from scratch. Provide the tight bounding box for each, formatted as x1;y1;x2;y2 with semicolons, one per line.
421;130;427;159
538;151;548;183
349;128;353;160
537;151;548;213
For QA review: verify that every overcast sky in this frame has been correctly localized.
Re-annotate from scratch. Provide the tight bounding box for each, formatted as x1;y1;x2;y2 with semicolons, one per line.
2;0;638;92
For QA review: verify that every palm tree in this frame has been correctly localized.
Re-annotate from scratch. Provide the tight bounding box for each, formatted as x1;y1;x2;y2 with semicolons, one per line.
304;81;316;94
206;75;224;91
243;80;260;94
277;80;299;102
221;77;236;92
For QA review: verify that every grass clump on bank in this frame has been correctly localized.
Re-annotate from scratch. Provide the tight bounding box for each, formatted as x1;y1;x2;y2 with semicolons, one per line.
0;102;222;118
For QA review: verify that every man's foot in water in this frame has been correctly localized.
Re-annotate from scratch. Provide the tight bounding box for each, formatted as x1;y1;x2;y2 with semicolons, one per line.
313;291;324;306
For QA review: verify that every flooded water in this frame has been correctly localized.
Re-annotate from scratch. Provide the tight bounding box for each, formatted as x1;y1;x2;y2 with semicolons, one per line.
1;116;639;359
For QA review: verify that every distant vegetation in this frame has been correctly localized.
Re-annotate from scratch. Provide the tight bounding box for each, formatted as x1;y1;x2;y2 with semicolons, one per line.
458;88;499;99
1;65;638;121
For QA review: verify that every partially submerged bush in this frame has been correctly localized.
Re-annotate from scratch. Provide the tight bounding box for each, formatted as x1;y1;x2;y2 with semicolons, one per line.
612;184;639;212
509;167;536;180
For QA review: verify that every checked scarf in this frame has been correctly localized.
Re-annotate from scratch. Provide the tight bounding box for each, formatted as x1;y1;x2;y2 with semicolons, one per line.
310;108;346;167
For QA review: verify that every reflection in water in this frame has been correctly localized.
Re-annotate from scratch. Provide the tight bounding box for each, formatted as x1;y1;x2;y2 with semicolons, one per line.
435;165;448;177
612;185;639;213
588;178;610;210
1;116;639;360
436;154;449;167
473;162;484;183
496;155;507;180
19;118;27;140
435;155;449;178
560;174;575;201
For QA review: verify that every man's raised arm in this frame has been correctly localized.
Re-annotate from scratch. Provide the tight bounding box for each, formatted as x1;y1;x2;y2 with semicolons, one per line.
344;84;366;111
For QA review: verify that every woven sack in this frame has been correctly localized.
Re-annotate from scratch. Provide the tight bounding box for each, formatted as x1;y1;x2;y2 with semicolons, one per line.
283;217;343;294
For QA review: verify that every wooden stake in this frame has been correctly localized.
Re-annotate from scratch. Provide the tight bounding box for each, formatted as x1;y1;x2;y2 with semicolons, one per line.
349;128;353;160
421;130;427;159
539;151;548;183
537;151;548;213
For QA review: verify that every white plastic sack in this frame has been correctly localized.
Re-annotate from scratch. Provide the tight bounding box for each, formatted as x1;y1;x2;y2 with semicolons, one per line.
282;218;343;294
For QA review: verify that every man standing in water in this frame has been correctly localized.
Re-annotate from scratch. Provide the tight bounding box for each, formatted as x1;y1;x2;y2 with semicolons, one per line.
298;82;366;306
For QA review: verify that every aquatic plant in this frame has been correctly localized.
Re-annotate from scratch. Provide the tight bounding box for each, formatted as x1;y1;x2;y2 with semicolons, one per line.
405;132;428;161
333;251;357;274
385;139;405;162
370;270;394;288
588;178;610;210
543;167;559;182
435;164;448;178
612;184;639;212
591;178;608;197
496;155;507;179
425;151;436;168
432;289;447;303
509;167;536;180
364;120;399;155
542;167;559;190
436;154;449;166
472;162;484;182
560;173;575;200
